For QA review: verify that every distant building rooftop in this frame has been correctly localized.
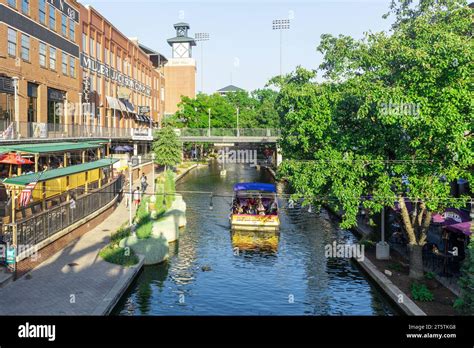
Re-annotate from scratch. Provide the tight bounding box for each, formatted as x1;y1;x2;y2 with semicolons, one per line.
217;85;245;95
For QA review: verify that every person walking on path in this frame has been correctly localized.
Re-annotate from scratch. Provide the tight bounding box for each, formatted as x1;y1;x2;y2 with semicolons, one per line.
140;173;148;193
133;186;141;207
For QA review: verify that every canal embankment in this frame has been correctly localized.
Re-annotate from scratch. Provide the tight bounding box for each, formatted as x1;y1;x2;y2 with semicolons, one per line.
0;161;206;315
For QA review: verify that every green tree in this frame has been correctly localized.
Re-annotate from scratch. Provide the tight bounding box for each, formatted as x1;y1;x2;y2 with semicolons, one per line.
275;0;473;279
152;126;182;171
175;89;280;129
454;238;474;314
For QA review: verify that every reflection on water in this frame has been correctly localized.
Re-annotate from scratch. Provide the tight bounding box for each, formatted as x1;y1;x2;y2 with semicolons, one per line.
114;162;397;316
231;230;280;254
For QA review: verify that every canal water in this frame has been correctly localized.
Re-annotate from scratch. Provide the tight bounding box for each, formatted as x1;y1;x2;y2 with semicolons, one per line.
114;162;396;315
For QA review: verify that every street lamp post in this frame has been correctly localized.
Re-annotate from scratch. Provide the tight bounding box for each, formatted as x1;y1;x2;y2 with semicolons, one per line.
12;77;19;138
208;108;211;137
236;107;240;137
272;19;291;80
195;33;210;93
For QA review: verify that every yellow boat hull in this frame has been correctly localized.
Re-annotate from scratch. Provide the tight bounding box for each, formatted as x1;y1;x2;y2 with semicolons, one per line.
230;214;280;232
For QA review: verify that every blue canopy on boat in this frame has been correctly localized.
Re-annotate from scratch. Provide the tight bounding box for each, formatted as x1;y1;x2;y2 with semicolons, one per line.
233;182;277;193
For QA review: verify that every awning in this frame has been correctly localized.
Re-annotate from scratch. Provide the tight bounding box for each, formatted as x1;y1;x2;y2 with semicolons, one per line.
120;99;135;113
3;159;119;186
0;142;100;154
445;222;472;236
233;182;277;193
106;96;126;111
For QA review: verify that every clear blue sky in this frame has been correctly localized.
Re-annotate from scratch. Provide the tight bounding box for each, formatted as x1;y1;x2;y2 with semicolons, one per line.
80;0;394;93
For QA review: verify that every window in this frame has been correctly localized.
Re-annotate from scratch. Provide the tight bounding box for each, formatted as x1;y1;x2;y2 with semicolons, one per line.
21;34;30;61
21;0;29;14
49;47;56;70
96;76;101;95
69;19;75;41
61;14;67;37
27;83;38;124
96;41;101;60
82;33;87;53
69;56;76;77
39;0;46;25
49;4;56;31
105;48;109;65
62;53;68;75
89;37;94;58
7;28;17;57
39;42;47;67
7;0;16;8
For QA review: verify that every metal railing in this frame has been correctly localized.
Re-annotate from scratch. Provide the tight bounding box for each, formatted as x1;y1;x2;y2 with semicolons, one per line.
0;122;151;141
1;175;124;248
177;128;281;138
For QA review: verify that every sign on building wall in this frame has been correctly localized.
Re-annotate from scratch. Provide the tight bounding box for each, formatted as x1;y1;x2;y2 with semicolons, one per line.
80;53;152;96
47;0;79;22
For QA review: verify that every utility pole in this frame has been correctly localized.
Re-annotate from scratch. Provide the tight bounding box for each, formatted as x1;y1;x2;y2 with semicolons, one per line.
272;19;291;80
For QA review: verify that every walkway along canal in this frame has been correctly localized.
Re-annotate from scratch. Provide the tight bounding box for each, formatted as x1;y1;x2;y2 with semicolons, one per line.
114;161;398;315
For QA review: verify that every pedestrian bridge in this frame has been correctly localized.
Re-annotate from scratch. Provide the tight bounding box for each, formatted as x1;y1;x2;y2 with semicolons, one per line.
176;128;281;143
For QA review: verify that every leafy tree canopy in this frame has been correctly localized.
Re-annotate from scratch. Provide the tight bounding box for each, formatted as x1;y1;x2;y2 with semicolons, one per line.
152;126;182;169
274;0;473;278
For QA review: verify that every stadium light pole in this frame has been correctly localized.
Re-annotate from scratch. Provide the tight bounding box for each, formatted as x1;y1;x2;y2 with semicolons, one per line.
272;19;290;80
195;33;210;93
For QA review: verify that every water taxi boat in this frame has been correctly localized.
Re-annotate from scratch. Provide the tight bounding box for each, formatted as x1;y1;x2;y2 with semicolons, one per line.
230;182;280;231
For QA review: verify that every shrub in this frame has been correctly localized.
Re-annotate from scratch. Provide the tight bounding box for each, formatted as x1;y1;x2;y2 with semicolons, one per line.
99;244;139;267
424;271;435;280
110;224;131;244
411;282;434;302
455;238;474;314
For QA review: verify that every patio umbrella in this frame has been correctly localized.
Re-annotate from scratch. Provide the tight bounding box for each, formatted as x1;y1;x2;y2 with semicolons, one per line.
113;146;128;152
0;153;34;177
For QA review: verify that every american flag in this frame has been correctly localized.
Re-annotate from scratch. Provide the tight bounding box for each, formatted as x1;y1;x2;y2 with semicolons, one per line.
1;123;14;139
19;171;45;207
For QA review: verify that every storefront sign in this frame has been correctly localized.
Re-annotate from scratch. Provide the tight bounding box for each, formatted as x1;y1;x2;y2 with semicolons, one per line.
6;246;15;265
80;53;152;96
138;106;150;114
0;77;14;94
47;0;79;23
32;123;48;138
48;88;65;102
131;128;153;141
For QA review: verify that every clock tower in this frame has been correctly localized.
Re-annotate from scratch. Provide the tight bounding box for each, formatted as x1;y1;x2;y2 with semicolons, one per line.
164;23;197;115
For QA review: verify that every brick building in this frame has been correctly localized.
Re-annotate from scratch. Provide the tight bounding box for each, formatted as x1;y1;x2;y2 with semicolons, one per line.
164;23;196;116
79;4;165;134
0;0;81;139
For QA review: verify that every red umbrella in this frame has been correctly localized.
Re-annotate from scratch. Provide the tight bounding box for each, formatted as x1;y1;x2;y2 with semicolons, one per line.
0;153;34;177
0;153;34;165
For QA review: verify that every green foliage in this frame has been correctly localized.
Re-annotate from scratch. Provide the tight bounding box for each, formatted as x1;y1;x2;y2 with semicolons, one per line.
175;89;280;129
152;126;182;169
110;224;131;244
274;0;473;235
424;271;436;280
388;263;404;272
154;170;176;217
455;238;474;314
99;244;139;267
360;239;376;249
411;282;434;302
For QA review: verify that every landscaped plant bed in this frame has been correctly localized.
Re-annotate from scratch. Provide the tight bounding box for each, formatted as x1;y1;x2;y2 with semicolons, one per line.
364;247;458;316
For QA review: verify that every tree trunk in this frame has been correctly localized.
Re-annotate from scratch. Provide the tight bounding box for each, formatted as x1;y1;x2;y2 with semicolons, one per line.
409;244;424;280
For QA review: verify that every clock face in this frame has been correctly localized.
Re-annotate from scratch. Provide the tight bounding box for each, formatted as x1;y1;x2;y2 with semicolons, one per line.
174;43;188;58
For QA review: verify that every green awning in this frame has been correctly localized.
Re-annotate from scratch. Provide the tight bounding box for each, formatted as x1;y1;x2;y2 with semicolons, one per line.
3;159;119;186
0;142;101;155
